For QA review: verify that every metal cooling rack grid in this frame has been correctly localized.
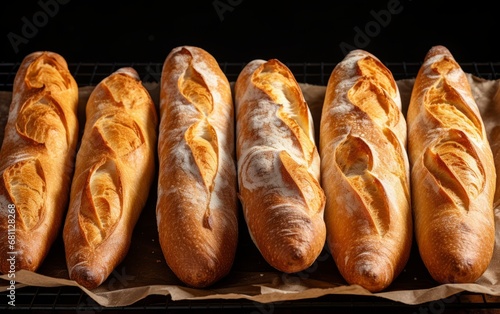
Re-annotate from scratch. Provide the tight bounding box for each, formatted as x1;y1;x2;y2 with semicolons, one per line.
2;285;500;312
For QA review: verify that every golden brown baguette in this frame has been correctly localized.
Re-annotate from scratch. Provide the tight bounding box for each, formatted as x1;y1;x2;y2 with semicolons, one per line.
0;51;79;273
63;67;157;289
234;58;326;273
157;46;238;288
491;118;500;208
319;49;412;292
407;45;496;283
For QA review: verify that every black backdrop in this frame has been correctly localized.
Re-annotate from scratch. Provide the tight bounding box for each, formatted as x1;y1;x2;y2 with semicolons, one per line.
1;0;499;65
0;1;499;311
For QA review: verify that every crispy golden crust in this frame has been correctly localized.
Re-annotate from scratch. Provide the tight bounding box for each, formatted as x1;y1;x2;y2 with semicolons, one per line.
157;46;238;288
320;49;412;292
407;45;495;284
63;67;157;289
235;58;326;274
0;51;79;273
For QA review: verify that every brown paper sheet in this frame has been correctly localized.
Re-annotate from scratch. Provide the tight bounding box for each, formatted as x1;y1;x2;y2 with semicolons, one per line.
1;75;500;307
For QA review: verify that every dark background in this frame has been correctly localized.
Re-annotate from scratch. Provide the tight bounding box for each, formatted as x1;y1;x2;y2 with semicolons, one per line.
0;0;499;65
1;2;499;312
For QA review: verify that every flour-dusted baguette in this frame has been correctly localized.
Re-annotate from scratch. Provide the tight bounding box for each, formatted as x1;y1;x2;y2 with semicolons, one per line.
491;121;500;208
319;49;412;292
157;46;238;288
63;67;157;289
234;59;326;273
0;51;78;273
407;45;496;283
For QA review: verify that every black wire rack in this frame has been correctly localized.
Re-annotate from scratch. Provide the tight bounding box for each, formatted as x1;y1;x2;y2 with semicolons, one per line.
1;61;500;312
2;61;500;91
3;284;500;313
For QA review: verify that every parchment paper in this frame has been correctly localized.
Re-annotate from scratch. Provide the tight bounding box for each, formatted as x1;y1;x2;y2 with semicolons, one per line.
1;74;500;307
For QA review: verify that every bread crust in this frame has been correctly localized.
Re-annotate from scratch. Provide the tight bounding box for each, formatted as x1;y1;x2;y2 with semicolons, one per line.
235;58;326;273
407;45;496;283
320;49;412;292
156;46;238;288
0;51;79;273
63;67;158;289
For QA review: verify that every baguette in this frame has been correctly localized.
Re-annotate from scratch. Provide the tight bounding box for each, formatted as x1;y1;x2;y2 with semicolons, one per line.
156;46;238;288
234;58;326;273
492;124;500;208
407;45;496;283
319;49;412;292
0;51;78;273
63;67;157;289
